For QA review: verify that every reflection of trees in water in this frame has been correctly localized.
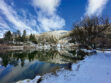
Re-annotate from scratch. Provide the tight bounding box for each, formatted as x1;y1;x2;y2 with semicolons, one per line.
0;49;93;67
68;50;89;60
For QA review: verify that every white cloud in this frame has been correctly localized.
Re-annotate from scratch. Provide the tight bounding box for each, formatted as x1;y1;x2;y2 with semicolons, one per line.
37;11;65;32
32;0;60;15
0;16;10;30
85;0;109;16
32;0;65;32
0;0;65;37
0;0;37;37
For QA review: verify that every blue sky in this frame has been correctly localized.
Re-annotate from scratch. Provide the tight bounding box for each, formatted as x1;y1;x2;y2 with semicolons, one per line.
0;0;111;37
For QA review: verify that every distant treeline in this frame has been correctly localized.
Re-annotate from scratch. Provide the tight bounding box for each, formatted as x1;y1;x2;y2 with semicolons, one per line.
0;30;59;45
0;30;37;45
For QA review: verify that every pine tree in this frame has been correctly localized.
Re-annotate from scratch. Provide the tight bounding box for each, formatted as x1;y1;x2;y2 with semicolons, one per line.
29;34;37;44
4;31;12;41
22;30;27;42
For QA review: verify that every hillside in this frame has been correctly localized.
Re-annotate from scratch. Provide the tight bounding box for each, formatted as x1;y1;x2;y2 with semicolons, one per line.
34;30;72;44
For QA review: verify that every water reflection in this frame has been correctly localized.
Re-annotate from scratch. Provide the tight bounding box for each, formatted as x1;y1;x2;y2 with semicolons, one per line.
0;49;92;83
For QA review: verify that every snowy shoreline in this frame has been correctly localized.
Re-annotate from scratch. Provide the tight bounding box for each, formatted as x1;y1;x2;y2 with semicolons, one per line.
16;50;111;83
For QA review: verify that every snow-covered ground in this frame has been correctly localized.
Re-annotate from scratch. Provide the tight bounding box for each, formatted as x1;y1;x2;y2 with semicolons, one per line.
17;51;111;83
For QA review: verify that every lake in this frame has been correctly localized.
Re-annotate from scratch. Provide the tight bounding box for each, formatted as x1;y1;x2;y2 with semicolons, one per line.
0;49;90;83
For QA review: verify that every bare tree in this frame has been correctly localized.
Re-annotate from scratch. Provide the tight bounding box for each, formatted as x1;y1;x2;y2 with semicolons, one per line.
70;16;110;49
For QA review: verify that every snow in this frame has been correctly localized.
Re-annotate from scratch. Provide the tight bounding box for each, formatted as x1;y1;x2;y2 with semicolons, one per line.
41;51;111;83
16;76;41;83
17;51;111;83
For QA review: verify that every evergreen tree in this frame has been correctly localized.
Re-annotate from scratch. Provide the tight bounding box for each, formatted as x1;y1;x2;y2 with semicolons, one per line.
4;31;12;41
22;30;27;42
29;34;37;44
13;30;21;41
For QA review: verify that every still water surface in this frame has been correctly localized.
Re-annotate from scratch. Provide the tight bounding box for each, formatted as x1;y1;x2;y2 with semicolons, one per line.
0;49;90;83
